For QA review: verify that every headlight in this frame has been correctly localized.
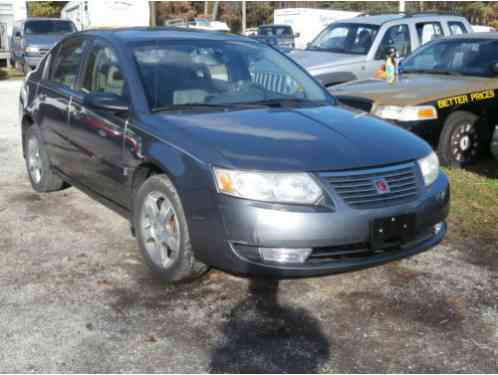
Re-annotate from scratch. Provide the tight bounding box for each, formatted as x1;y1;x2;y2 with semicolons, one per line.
213;167;323;204
373;105;438;122
417;152;440;186
25;46;40;54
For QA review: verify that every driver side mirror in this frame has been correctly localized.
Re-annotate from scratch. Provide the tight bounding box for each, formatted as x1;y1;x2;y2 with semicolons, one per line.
491;62;498;75
84;92;129;112
294;32;300;38
15;31;22;40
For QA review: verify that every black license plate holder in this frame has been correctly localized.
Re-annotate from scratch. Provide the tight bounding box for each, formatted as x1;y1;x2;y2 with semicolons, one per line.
370;214;416;250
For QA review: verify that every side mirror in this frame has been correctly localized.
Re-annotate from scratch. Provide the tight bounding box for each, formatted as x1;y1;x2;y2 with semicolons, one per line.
84;92;129;112
15;31;22;39
491;62;498;75
294;32;300;38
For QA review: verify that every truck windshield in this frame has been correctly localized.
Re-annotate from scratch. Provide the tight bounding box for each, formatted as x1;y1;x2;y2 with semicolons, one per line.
402;39;498;78
25;20;75;34
308;23;379;55
132;40;329;112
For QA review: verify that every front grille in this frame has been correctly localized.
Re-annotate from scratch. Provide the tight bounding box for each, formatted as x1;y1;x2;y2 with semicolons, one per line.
322;163;420;209
337;96;374;113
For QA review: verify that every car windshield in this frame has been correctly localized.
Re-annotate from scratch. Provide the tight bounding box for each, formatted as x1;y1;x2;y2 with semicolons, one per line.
132;40;329;112
25;20;75;34
401;39;498;77
308;23;379;55
258;26;292;37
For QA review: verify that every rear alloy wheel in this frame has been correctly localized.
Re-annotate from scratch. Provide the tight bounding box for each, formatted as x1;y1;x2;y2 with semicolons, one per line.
438;111;483;167
25;126;66;193
133;174;209;282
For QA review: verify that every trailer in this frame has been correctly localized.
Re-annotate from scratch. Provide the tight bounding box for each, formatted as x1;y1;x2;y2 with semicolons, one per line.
273;8;361;49
61;1;150;30
0;1;26;67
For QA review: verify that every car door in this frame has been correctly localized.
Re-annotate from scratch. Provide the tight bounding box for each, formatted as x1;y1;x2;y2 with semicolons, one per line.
37;37;88;178
68;39;129;205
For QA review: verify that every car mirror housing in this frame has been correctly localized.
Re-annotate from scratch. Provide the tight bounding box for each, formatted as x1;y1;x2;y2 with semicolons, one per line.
84;92;129;112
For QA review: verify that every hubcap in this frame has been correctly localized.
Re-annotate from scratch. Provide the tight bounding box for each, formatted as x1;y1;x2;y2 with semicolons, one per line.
451;123;479;163
27;137;42;184
140;191;180;269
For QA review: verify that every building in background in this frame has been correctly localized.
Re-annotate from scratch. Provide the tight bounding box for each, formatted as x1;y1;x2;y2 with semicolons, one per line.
61;1;150;30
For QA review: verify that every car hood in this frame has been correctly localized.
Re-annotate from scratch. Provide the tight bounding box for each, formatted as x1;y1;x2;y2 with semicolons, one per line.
25;33;67;48
332;74;498;106
151;106;430;171
288;49;365;71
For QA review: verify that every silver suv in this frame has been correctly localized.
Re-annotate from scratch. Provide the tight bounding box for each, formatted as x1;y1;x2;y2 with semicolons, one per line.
289;13;472;87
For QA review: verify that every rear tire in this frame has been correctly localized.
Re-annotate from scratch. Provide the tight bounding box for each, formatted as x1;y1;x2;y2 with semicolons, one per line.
133;174;209;283
25;126;66;193
438;111;485;168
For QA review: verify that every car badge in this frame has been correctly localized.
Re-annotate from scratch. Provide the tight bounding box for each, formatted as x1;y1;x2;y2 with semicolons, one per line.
374;178;390;194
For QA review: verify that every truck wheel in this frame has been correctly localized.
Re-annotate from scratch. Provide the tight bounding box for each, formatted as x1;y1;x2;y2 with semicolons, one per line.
438;111;483;167
133;174;209;283
25;126;66;193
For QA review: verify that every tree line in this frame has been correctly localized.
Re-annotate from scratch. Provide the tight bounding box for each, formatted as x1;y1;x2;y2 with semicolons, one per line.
28;1;498;31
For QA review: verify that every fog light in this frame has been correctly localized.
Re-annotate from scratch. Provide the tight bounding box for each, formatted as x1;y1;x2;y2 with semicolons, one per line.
434;222;444;234
259;247;312;264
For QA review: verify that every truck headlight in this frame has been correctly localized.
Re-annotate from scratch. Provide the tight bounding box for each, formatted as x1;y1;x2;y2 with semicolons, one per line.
373;105;438;122
214;167;323;204
25;46;40;54
417;152;440;186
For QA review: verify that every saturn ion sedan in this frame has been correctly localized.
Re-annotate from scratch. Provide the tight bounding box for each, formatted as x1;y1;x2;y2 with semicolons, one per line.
20;28;450;282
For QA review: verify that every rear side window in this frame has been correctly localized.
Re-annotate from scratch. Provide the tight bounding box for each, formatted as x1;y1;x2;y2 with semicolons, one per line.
449;21;467;35
82;46;125;96
51;39;86;88
376;24;411;60
416;22;444;44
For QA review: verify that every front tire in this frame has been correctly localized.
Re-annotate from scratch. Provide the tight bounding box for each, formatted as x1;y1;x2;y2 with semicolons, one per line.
25;126;66;193
438;111;484;168
133;174;209;283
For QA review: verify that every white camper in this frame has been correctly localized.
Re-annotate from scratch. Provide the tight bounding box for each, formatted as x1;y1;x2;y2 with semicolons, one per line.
0;1;27;65
273;8;361;49
61;1;150;30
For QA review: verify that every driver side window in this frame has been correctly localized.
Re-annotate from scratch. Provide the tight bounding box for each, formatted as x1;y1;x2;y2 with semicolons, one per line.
82;45;125;97
376;24;411;60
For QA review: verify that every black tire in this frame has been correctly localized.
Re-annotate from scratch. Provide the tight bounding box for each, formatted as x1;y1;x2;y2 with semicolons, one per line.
133;174;209;283
24;126;66;193
438;111;485;168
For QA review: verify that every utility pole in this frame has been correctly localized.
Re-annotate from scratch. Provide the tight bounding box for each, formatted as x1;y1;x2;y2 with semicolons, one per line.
204;1;208;17
212;1;219;21
241;1;246;34
149;1;157;26
399;0;406;13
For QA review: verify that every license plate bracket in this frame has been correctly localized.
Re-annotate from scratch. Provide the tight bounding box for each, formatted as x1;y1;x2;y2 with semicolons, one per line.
370;214;416;250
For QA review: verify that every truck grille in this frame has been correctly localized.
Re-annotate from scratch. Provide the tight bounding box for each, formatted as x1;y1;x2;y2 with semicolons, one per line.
321;163;420;209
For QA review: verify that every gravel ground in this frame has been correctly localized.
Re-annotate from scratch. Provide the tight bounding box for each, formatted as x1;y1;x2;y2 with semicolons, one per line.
0;80;497;373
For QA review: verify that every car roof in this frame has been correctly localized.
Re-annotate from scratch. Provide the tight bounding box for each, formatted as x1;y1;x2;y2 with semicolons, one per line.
337;13;467;26
439;31;498;41
75;27;253;44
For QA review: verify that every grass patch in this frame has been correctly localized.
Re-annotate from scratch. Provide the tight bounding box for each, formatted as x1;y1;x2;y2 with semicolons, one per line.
0;67;24;80
444;158;498;244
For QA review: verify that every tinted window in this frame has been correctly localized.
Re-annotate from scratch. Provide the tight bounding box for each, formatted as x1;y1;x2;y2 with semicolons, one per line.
82;46;125;96
402;39;498;77
416;22;444;44
51;39;86;88
133;40;327;110
309;23;380;55
25;20;75;34
376;24;411;60
258;26;293;37
449;21;467;35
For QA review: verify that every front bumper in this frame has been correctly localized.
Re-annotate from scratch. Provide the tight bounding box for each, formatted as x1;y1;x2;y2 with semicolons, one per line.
188;170;450;278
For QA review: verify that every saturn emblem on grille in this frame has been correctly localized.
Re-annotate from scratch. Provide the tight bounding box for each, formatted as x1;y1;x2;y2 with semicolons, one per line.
374;178;390;194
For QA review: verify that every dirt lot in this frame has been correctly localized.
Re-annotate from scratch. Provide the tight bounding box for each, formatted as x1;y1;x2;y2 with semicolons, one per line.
0;80;497;372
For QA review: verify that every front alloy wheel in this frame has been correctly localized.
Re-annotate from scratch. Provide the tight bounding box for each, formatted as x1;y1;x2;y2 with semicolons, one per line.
140;191;181;270
27;136;43;184
450;122;479;164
